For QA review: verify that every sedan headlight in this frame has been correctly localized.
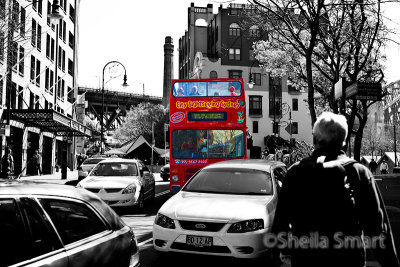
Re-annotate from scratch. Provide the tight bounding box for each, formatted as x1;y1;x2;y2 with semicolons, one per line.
122;184;137;194
227;219;264;233
154;213;175;229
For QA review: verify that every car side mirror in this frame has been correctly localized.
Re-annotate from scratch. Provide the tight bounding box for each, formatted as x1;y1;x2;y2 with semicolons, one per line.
143;170;150;176
81;171;88;179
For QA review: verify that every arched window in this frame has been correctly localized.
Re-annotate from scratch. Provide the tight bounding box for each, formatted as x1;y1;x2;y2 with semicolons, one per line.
249;25;260;37
229;23;241;36
195;19;207;27
210;71;218;79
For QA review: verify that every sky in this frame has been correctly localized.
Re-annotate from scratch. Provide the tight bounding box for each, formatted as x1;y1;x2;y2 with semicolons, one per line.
77;1;400;97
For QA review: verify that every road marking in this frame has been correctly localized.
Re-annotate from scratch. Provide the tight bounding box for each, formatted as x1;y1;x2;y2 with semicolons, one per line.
156;190;170;198
138;237;153;247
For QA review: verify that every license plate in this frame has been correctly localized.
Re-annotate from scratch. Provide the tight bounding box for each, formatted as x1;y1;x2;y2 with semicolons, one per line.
186;235;213;247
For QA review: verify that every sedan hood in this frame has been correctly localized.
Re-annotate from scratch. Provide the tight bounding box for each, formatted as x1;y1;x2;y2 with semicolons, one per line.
80;176;140;188
160;192;274;222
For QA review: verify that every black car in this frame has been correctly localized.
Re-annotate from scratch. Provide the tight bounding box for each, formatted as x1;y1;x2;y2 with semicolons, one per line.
0;180;140;267
160;163;170;181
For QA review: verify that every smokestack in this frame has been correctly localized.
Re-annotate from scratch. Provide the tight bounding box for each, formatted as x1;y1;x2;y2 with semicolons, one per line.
163;36;174;107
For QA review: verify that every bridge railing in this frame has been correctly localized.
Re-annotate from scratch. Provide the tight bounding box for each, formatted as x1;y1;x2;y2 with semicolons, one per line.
78;87;163;102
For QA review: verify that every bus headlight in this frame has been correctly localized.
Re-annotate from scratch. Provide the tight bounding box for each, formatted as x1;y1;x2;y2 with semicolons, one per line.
172;175;179;182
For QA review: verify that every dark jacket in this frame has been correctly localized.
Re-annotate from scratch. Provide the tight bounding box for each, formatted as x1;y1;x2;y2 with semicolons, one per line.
272;149;399;267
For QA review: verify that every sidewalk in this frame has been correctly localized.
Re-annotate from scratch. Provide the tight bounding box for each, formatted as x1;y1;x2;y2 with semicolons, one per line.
20;169;79;185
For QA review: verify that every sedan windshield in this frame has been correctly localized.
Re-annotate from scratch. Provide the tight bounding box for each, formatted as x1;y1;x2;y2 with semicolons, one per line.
183;168;273;195
90;162;138;177
83;158;105;165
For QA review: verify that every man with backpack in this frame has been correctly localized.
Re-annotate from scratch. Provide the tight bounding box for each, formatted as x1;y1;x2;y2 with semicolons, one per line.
271;112;399;267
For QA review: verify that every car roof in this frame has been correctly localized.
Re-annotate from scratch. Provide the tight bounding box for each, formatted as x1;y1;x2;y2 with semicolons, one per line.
0;179;99;199
95;158;140;163
202;159;286;172
0;179;125;230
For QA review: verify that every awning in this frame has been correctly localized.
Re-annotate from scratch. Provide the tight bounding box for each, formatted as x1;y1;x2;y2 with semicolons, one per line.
3;109;95;137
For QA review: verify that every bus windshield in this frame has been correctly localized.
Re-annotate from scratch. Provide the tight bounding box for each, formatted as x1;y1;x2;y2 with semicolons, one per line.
171;129;245;159
173;81;242;97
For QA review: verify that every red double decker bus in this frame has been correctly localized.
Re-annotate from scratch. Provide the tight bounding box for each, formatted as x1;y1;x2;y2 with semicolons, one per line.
169;78;247;193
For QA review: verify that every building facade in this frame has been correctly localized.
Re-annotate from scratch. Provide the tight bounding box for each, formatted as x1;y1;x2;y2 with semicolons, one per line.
178;3;313;151
0;0;87;176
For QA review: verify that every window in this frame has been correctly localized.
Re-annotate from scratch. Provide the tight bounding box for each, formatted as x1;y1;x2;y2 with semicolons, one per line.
10;82;17;109
50;38;55;60
62;20;66;42
18;46;24;76
46;34;50;58
31;19;41;50
30;56;40;86
253;73;261;85
20;198;61;257
47;1;51;25
18;85;23;108
249;25;261;37
292;122;298;134
0;31;4;61
68;59;74;75
269;97;282;117
45;68;49;91
249;95;262;116
0;199;31;266
292;98;298;111
69;5;75;22
228;70;242;79
39;199;108;245
62;49;66;71
67;86;73;102
29;92;34;109
253;120;259;133
20;7;26;37
229;48;241;60
209;70;217;79
228;23;241;36
0;0;5;19
12;0;19;26
31;19;36;47
69;31;74;49
172;129;245;159
11;42;18;71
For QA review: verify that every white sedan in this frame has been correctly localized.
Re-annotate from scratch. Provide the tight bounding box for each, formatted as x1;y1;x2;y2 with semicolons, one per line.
153;159;287;259
77;158;156;210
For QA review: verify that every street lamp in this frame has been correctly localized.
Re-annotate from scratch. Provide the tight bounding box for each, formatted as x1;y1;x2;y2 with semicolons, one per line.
247;61;258;89
101;61;128;154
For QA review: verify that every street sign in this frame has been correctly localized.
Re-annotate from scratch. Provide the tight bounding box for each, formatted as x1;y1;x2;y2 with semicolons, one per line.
285;123;297;134
345;82;382;101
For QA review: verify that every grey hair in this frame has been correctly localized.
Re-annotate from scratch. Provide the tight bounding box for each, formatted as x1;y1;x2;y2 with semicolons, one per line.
312;112;348;150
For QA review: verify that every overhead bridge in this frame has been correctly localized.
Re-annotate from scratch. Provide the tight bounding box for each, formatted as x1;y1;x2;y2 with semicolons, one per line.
78;86;163;131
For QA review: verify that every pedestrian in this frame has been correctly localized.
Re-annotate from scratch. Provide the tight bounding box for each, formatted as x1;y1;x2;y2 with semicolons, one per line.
33;150;42;176
380;159;389;174
77;153;84;168
369;158;378;174
1;147;14;178
271;112;399;267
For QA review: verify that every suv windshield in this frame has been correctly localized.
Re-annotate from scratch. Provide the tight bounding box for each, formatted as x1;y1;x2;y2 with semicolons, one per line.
183;168;273;195
90;162;138;177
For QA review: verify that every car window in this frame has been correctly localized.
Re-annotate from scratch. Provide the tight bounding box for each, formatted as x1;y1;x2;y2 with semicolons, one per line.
39;199;108;245
20;198;62;256
83;158;105;165
183;168;273;195
0;198;31;266
90;162;139;176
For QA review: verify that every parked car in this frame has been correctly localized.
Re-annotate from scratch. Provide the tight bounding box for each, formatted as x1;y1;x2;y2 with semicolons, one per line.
77;158;156;210
160;163;170;181
0;180;140;267
78;155;107;180
153;159;287;259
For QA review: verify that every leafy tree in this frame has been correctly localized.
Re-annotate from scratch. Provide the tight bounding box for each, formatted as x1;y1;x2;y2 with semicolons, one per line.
244;0;390;160
114;103;168;148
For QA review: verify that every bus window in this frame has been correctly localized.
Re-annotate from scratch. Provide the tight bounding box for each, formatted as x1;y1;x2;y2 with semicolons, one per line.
172;129;244;159
173;81;242;97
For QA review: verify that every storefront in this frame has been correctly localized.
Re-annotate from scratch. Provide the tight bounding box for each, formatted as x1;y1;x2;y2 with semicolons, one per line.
2;109;93;176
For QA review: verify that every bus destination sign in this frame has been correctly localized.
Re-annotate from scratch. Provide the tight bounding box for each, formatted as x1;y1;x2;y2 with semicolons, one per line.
188;111;227;121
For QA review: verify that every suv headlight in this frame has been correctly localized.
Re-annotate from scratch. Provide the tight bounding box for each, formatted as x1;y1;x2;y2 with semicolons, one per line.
154;213;175;229
227;219;264;233
122;184;136;194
